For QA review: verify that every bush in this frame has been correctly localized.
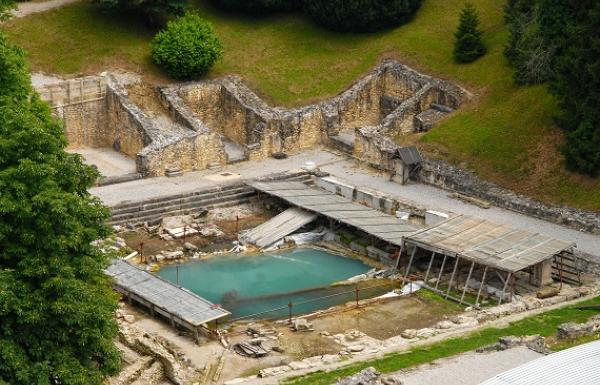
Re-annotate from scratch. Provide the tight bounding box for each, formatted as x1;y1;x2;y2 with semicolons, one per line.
453;3;486;63
94;0;187;26
151;13;222;80
303;0;422;32
210;0;297;14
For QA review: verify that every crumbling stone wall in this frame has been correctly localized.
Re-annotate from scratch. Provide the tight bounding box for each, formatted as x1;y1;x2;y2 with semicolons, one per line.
175;60;468;162
419;158;600;234
38;76;226;178
39;60;468;179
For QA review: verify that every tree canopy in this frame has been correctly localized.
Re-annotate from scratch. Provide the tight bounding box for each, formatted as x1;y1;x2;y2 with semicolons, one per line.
0;31;121;385
540;0;600;175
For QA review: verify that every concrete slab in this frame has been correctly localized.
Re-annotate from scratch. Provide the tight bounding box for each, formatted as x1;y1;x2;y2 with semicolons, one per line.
390;347;542;385
68;147;137;177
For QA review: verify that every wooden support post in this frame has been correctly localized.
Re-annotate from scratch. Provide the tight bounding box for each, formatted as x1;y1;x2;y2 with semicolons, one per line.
460;261;476;304
403;246;417;284
394;241;405;271
475;266;488;307
424;251;436;283
445;257;460;299
435;254;448;290
355;285;360;308
170;315;176;328
498;272;512;305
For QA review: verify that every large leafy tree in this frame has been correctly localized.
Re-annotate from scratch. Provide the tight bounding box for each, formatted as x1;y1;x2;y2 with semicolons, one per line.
453;3;486;63
0;32;121;385
539;0;600;175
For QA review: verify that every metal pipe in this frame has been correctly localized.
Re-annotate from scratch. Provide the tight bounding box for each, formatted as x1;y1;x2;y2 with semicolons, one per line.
445;257;460;299
435;254;448;290
460;261;476;304
475;266;488;306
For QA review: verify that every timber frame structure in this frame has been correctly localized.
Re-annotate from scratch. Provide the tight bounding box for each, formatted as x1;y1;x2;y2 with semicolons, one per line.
394;215;578;306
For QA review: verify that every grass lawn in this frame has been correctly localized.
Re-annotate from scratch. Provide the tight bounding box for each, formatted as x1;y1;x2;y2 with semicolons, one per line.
3;0;600;210
284;295;600;385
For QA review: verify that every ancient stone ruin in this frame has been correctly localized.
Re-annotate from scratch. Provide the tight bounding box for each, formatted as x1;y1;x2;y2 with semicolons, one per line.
37;60;469;178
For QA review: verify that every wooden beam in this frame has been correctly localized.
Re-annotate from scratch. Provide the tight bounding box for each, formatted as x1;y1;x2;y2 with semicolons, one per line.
475;266;488;307
445;257;460;299
460;261;476;304
423;251;436;283
435;254;448;290
498;272;512;305
403;246;417;283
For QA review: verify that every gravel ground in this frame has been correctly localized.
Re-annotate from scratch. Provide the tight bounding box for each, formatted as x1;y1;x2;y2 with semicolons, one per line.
90;148;600;257
388;346;542;385
67;147;137;177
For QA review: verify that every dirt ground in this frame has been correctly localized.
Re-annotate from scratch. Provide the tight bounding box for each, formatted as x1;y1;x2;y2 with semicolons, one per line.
120;288;463;383
308;294;461;340
119;204;272;258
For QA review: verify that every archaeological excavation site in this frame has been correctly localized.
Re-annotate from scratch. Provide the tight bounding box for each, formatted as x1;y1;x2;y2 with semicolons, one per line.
34;61;600;385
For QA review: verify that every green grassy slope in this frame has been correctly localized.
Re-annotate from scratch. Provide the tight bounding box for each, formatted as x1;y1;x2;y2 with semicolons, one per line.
3;0;599;210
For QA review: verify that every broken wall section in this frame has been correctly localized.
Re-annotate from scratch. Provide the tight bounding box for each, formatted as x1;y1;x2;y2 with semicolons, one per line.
38;76;226;178
174;60;469;163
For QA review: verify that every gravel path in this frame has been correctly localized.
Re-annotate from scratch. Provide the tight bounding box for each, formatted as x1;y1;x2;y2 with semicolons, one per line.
12;0;81;18
90;148;600;257
387;346;542;385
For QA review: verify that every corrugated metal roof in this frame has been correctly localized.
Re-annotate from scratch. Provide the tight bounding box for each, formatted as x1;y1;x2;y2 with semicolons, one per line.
405;215;574;272
249;181;418;245
106;260;230;326
479;340;600;385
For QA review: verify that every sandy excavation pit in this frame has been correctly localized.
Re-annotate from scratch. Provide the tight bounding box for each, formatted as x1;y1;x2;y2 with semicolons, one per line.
115;288;463;384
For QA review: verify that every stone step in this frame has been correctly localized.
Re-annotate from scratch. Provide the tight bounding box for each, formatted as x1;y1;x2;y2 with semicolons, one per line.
109;190;255;223
107;171;312;226
111;181;247;211
110;186;252;215
108;197;252;227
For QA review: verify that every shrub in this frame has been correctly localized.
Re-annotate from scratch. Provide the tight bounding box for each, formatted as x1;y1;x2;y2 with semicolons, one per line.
151;13;222;80
210;0;297;14
453;3;486;63
303;0;423;32
94;0;187;26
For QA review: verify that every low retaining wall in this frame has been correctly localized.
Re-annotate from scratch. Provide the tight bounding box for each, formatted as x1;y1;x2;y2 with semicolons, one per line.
419;158;600;234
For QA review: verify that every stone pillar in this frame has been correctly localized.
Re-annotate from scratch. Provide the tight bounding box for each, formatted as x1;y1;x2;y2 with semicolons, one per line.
392;159;408;185
534;259;554;288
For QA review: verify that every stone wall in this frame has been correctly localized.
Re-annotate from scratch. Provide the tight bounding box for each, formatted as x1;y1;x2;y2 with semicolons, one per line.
38;76;226;178
419;158;600;234
175;60;468;162
39;60;468;179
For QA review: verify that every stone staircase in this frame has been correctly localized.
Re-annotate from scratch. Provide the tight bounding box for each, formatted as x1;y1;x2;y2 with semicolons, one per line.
107;171;312;227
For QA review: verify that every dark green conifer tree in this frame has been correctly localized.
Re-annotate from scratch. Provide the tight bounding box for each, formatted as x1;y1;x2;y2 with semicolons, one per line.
453;3;486;63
